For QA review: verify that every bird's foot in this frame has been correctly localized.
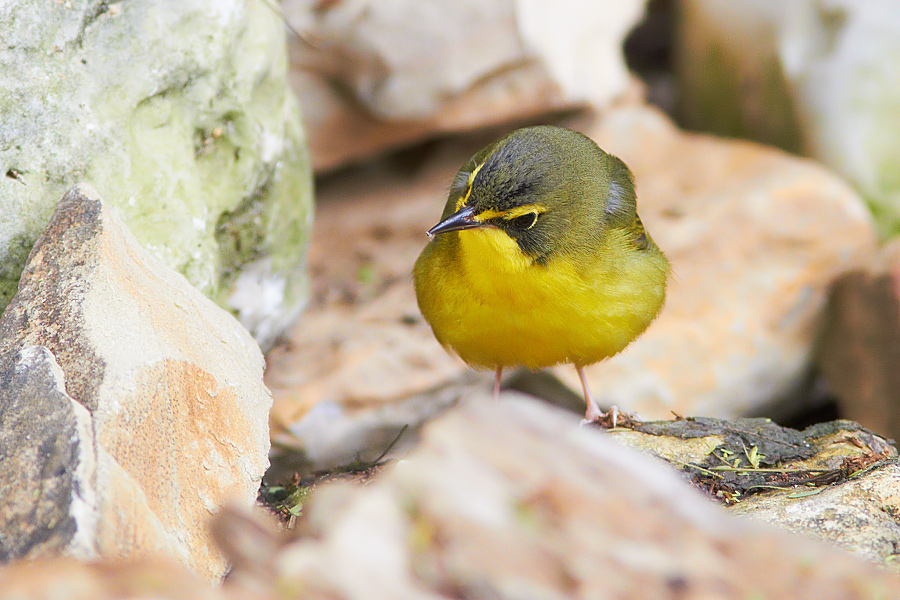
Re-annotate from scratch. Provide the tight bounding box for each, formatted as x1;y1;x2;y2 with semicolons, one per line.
580;405;641;429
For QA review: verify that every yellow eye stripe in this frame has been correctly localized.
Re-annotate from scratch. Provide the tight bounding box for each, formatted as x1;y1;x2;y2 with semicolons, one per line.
473;204;547;223
452;160;546;223
454;161;486;211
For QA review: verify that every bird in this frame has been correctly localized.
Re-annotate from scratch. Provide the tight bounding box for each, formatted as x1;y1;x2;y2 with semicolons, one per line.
413;125;670;424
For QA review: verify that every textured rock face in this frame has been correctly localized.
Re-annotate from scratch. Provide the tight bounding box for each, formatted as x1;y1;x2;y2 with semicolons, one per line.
284;0;648;170
609;417;900;568
0;0;313;348
0;347;90;562
732;462;900;568
0;186;272;580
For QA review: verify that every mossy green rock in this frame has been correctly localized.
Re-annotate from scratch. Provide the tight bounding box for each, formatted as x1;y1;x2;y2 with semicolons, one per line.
0;0;313;348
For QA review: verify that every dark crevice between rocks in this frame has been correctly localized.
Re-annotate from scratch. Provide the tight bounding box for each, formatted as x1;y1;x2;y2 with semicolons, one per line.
258;463;388;530
258;424;406;528
624;0;676;116
4;168;25;184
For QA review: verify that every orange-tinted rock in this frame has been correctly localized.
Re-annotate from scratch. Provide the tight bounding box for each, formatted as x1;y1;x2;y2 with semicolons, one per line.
0;185;271;580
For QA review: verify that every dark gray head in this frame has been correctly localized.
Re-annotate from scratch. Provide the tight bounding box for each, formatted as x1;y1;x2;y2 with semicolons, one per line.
429;125;641;262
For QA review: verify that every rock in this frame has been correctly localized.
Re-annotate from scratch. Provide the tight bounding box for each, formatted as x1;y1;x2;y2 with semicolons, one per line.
0;557;226;600
6;400;899;598
816;241;900;442
0;0;313;349
283;0;647;171
240;398;900;598
677;0;900;236
0;186;272;580
268;379;470;481
265;104;876;471
609;415;900;567
676;0;803;153
732;460;900;569
0;346;92;562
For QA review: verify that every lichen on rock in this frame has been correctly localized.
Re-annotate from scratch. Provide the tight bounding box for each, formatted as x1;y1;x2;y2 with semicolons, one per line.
0;0;313;348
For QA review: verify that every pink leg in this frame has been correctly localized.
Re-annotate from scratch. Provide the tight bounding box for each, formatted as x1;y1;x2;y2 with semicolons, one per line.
577;366;613;425
494;366;503;400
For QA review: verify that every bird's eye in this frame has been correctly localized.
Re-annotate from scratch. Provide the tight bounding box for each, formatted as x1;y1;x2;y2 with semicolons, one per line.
509;212;538;230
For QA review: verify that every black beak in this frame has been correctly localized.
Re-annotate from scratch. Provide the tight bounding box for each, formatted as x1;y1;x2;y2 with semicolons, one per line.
427;206;482;237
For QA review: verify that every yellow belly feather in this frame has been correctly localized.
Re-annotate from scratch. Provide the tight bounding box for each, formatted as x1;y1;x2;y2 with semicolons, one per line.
414;227;667;370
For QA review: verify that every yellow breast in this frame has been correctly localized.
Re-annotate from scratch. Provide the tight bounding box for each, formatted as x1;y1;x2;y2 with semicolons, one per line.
413;226;668;370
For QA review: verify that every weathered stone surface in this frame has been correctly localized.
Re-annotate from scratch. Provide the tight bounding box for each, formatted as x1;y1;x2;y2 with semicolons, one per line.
677;0;900;236
676;0;804;154
732;461;900;569
0;0;313;348
610;416;900;567
284;0;647;170
0;186;271;580
265;103;876;471
0;346;93;561
253;398;900;599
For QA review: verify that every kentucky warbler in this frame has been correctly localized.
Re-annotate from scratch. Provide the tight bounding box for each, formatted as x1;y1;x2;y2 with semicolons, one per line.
413;125;669;423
